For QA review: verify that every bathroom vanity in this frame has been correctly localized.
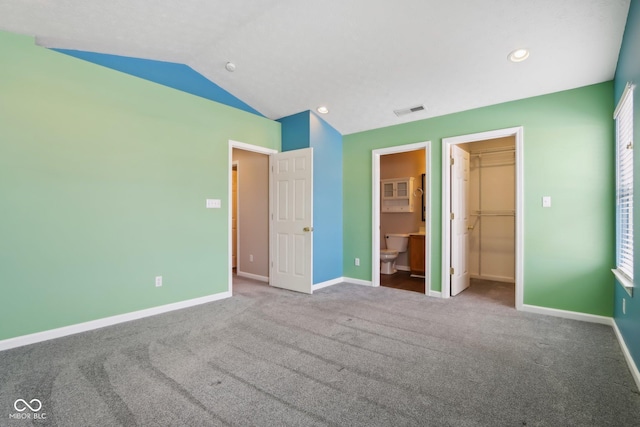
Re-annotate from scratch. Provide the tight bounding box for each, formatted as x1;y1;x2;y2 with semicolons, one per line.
409;233;425;277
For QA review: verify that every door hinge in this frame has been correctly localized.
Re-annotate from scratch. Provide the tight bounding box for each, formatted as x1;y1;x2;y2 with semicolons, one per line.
450;212;455;220
450;267;454;275
450;157;455;165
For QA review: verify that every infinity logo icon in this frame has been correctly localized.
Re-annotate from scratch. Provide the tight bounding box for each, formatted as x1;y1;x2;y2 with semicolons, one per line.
14;399;42;412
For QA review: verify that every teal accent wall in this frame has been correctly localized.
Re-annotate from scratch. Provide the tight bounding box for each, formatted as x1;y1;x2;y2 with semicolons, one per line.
278;111;344;285
0;31;280;341
614;0;640;370
310;112;343;284
55;49;264;117
344;82;615;316
279;111;311;151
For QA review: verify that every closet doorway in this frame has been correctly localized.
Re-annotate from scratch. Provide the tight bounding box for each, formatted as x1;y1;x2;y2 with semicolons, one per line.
228;141;276;295
442;127;524;309
468;139;516;281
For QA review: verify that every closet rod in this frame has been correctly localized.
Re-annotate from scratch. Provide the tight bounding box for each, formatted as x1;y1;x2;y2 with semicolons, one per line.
471;161;515;167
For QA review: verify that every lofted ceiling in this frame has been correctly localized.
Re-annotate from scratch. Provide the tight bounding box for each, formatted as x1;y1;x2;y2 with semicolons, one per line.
0;0;631;135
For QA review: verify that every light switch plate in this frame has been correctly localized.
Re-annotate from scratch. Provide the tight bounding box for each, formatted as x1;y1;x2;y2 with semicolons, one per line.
206;199;221;209
542;196;551;208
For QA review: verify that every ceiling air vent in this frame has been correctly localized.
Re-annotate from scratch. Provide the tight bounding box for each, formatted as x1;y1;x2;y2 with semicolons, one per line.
394;104;426;117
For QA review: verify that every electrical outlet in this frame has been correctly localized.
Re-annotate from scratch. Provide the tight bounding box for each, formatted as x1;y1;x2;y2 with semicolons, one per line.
623;298;626;315
249;254;254;262
355;258;360;266
155;276;162;287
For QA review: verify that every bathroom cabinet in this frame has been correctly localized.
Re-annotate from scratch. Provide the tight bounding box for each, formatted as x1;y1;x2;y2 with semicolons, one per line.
381;177;414;212
409;234;425;277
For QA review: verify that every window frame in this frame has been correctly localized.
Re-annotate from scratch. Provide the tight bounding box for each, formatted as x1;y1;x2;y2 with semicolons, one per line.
613;82;635;296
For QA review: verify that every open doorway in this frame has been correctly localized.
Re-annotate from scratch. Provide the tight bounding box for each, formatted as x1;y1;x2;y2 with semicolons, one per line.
372;142;431;295
228;141;276;295
442;127;524;309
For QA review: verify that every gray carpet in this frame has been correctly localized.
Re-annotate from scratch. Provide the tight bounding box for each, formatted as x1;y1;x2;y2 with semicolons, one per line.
1;278;639;426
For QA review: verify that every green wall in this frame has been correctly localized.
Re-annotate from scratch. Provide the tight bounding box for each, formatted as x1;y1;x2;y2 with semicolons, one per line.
0;31;280;341
343;82;615;316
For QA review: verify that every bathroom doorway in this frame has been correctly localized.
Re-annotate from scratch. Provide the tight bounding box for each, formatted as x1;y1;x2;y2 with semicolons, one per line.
372;142;431;295
442;127;524;308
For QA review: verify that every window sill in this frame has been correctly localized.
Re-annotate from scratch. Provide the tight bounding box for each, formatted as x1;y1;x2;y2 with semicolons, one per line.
612;268;634;297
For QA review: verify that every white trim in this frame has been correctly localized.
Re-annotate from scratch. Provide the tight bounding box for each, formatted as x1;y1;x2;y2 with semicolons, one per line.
313;277;344;291
236;271;269;283
344;277;374;287
229;140;278;295
442;127;524;309
428;290;442;298
614;82;635;119
521;304;613;325
612;321;640;391
0;292;232;352
396;265;410;272
372;142;432;295
232;161;239;272
612;268;634;296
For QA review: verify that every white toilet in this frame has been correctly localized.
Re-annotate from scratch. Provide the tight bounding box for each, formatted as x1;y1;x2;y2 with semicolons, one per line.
380;233;409;274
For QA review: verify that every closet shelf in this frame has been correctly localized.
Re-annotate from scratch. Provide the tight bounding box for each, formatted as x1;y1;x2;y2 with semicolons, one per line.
471;210;515;217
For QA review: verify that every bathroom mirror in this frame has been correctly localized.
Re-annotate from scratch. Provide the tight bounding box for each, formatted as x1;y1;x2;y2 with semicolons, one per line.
421;173;425;221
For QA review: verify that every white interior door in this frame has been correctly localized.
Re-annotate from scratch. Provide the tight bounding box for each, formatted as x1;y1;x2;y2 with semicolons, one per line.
270;148;313;294
451;145;470;296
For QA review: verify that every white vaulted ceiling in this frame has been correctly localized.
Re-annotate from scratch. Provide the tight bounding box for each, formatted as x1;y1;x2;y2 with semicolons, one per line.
0;0;631;134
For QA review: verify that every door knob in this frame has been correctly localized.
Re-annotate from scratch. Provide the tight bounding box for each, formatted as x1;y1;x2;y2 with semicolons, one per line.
303;227;314;232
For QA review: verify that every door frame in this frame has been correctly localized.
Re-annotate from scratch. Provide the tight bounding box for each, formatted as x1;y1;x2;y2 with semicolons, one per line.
441;127;524;309
232;162;238;272
372;141;432;293
228;140;277;295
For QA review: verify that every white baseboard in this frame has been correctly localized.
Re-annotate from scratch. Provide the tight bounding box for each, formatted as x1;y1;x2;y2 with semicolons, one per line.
313;277;344;291
428;290;442;298
612;321;640;391
0;291;232;352
520;304;613;325
343;277;374;287
236;271;269;283
396;265;410;272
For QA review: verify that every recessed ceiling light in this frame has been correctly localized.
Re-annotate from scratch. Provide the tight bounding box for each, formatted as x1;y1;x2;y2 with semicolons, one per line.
316;106;329;114
508;48;530;63
225;62;236;72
